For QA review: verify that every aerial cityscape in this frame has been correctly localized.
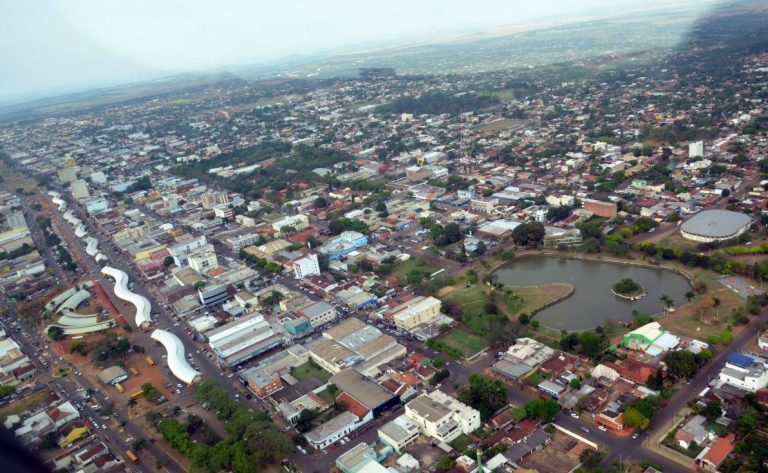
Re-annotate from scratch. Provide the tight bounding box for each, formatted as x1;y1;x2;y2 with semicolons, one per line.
1;1;768;473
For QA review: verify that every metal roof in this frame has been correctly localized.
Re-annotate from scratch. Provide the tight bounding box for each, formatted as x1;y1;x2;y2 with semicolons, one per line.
681;210;751;238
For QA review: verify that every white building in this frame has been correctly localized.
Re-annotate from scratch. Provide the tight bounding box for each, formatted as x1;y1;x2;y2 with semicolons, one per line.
188;248;218;273
404;391;481;443
689;141;704;158
168;236;208;266
294;254;321;280
717;353;768;392
272;214;309;233
389;296;442;331
305;411;371;449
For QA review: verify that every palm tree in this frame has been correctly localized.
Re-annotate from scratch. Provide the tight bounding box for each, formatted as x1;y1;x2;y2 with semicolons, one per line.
684;291;695;303
127;397;137;417
660;294;674;311
713;297;721;318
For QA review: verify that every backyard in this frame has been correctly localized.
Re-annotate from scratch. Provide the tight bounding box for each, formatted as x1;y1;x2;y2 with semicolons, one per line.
290;361;331;383
431;329;488;359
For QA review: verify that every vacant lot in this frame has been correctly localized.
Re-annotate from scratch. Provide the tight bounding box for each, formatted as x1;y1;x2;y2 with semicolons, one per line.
291;361;331;383
392;259;438;284
436;329;487;358
521;430;589;473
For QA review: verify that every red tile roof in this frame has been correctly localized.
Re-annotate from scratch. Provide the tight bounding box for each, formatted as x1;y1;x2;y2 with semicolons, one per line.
336;392;369;419
700;433;735;466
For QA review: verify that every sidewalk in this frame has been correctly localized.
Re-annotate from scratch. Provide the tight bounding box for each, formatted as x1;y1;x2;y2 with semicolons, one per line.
643;407;694;469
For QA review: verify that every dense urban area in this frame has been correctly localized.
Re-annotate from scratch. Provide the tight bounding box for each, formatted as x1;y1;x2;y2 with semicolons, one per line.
1;2;768;473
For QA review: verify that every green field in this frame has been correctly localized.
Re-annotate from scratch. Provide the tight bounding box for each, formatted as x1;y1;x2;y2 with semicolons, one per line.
472;118;526;133
481;89;516;101
290;361;331;383
0;389;52;422
436;329;488;358
392;259;438;284
0;160;38;194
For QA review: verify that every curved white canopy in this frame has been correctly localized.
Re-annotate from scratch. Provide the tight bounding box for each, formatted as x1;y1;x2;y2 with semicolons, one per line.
101;266;152;327
151;329;201;385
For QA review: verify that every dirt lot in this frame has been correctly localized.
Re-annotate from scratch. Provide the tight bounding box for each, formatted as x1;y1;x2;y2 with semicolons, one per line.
521;430;590;473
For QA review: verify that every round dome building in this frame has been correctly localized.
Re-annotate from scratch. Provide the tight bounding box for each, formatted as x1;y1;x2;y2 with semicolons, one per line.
680;209;751;242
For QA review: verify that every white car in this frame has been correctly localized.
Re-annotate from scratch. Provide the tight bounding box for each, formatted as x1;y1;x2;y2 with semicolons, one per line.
570;412;579;419
598;425;607;432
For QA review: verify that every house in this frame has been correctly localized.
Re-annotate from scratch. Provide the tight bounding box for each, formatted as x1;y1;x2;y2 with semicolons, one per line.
675;415;713;449
695;433;736;472
378;415;420;452
501;428;552;467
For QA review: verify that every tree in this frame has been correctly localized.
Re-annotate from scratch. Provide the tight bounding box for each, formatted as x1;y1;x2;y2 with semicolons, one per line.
712;297;721;317
163;256;175;268
47;326;65;341
0;385;16;399
436;456;455;471
141;383;158;396
476;241;487;255
570;378;581;390
580;449;604;470
665;350;697;379
660;294;674;310
512;222;546;247
314;196;328;208
623;407;650;430
524;399;560;422
458;374;508;420
702;400;722;421
684;291;695;303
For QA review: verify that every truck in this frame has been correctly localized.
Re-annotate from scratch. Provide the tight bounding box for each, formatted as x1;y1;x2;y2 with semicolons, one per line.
129;367;139;376
145;356;154;366
125;450;138;463
114;383;124;393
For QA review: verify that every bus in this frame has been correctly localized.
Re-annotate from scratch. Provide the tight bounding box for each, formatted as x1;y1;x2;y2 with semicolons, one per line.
130;367;139;376
114;383;124;393
125;450;138;463
145;356;154;366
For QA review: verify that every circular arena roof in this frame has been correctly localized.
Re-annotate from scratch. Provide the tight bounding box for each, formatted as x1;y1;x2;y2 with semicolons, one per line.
681;209;751;239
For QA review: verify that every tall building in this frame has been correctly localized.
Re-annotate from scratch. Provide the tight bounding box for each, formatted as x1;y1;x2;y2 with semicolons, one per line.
689;141;704;158
294;254;321;279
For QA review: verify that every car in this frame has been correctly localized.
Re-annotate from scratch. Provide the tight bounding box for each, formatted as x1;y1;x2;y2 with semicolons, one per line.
580;427;590;433
598;425;607;432
570;412;579;419
227;373;234;378
632;432;640;439
102;424;107;430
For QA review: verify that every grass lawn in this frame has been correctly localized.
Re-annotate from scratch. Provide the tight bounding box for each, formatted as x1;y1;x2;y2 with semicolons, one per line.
392;259;438;284
290;361;331;383
0;160;38;194
0;389;52;422
450;434;473;452
315;387;337;404
472;118;526;133
480;89;516;101
437;329;487;358
524;372;545;387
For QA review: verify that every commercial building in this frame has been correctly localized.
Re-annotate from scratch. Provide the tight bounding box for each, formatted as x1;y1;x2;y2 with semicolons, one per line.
84;197;109;214
239;367;283;398
168;236;208;266
621;322;680;356
305;411;361;449
388;296;442;331
297;300;337;327
404;391;481;443
476;219;521;241
96;366;128;385
319;231;369;260
309;319;406;375
689;141;704;158
198;284;229;307
378;415;420;452
206;313;282;368
680;209;751;243
272;214;310;233
330;369;400;418
294;253;321;279
717;353;768;392
188;248;218;273
492;337;555;381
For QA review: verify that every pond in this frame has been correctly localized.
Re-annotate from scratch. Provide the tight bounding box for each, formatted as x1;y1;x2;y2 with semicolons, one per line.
492;255;692;331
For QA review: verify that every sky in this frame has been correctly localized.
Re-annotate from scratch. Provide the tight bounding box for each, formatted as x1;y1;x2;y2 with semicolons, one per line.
1;0;702;104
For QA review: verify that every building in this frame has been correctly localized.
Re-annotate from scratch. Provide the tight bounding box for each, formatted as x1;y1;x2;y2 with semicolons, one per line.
695;433;736;472
297;300;337;327
379;415;421;452
207;313;283;368
70;180;90;200
96;366;128;385
680;210;751;243
168;236;209;266
336;443;383;473
470;197;498;214
404;391;481;443
198;284;229;307
388;296;442;331
84;197;109;215
188;248;218;273
717;353;768;392
583;198;618;218
239;366;282;398
330;369;400;417
622;322;680;356
689;141;704;158
294;254;321;279
272;214;310;233
476;219;521;241
305;411;361;449
0;337;32;386
319;231;369;260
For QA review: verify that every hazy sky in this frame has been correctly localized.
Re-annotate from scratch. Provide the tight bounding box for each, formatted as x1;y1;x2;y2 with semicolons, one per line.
1;0;701;103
